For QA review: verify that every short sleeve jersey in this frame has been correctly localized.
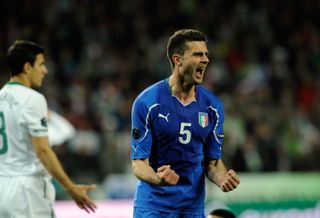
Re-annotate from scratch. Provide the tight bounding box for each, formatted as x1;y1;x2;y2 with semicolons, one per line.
130;79;225;214
0;82;48;177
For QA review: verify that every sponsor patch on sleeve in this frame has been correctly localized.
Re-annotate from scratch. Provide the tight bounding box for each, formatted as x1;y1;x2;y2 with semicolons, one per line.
41;117;47;127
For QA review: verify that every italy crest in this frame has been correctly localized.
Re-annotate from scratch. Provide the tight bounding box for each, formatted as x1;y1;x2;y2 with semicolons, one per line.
198;112;208;128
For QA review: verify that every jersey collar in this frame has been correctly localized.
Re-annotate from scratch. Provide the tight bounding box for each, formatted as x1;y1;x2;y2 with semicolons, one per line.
7;81;25;86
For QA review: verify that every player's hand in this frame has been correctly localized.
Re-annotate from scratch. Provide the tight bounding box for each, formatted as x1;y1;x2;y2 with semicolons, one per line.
157;165;179;185
67;184;97;213
220;169;240;192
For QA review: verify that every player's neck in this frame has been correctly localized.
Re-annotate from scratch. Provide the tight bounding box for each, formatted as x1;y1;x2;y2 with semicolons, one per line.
10;74;31;87
168;76;196;104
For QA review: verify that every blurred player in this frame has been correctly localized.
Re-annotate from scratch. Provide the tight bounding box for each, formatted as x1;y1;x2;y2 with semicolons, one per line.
0;40;96;218
130;29;240;217
207;209;236;218
48;109;76;147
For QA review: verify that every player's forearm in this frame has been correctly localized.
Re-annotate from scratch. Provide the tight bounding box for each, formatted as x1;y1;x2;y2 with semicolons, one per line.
32;136;75;191
38;147;75;189
132;159;161;185
206;159;228;187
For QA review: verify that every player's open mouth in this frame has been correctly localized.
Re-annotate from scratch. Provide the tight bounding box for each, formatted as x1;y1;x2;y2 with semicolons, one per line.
195;68;204;78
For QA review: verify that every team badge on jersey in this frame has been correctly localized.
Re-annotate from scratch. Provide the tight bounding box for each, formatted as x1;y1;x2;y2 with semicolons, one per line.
198;112;208;128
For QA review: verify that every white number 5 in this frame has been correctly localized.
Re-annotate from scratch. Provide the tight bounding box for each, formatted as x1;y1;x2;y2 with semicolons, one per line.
179;122;191;144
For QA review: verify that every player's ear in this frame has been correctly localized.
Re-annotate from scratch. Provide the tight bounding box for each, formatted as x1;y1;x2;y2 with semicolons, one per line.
23;62;32;74
172;54;182;67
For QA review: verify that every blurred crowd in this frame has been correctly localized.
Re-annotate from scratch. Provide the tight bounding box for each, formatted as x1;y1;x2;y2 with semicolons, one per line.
0;0;319;185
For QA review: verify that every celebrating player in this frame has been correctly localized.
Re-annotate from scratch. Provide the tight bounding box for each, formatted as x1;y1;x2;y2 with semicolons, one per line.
130;29;240;217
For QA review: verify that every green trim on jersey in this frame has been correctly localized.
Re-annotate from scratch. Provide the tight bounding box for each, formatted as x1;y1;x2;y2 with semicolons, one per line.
7;81;25;86
33;129;48;132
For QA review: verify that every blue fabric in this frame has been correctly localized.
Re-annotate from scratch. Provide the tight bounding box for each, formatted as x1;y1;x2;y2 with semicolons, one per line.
131;78;224;213
133;207;205;218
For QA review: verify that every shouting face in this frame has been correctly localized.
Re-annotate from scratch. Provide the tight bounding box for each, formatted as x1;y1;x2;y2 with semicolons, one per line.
177;41;209;86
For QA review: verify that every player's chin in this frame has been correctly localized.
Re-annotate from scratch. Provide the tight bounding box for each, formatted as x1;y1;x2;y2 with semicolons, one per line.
33;80;43;88
193;77;203;85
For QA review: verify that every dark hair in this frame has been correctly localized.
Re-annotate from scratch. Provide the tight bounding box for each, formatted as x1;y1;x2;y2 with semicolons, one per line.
167;29;207;68
6;40;44;76
209;209;236;218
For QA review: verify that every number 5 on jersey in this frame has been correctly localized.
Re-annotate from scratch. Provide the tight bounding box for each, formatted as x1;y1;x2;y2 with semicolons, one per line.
179;122;191;144
0;112;8;154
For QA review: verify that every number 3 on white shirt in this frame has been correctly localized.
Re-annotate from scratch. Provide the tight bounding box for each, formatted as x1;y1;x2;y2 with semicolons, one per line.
0;112;8;154
179;122;191;144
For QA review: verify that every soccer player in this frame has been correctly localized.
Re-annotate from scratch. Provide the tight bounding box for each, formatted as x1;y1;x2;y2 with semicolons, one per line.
130;29;240;217
0;40;96;218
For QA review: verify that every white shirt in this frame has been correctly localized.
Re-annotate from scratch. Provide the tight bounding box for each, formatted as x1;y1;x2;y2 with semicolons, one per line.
0;82;48;177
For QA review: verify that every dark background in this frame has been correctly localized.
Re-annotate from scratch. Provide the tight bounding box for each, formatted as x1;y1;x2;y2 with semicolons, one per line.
1;0;319;186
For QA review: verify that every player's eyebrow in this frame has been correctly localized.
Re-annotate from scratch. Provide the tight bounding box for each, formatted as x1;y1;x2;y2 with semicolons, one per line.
193;51;209;57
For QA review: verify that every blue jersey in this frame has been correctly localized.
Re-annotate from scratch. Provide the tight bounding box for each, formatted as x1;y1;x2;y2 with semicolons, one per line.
130;78;224;214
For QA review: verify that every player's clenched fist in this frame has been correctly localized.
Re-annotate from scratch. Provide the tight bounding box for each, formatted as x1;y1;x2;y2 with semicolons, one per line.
220;169;240;192
157;165;179;185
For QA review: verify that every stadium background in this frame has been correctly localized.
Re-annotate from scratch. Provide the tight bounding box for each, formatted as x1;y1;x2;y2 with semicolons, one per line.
0;0;319;217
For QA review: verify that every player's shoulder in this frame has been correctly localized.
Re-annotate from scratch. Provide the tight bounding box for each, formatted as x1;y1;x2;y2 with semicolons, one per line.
7;83;46;104
20;85;46;101
133;79;166;107
197;85;223;107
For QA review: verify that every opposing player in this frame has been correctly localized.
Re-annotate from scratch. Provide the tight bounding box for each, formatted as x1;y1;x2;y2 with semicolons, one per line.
0;40;96;218
130;29;240;217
